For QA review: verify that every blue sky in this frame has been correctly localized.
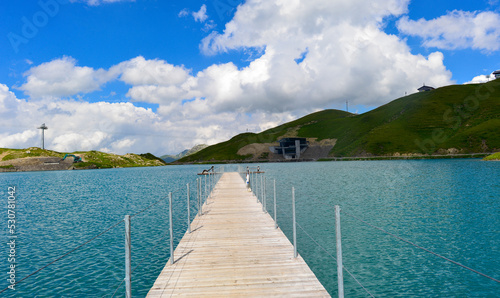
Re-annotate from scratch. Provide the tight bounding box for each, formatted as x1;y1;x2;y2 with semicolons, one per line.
1;0;499;155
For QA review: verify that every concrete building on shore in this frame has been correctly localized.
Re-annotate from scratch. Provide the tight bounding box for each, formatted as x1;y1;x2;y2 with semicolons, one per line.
269;138;309;159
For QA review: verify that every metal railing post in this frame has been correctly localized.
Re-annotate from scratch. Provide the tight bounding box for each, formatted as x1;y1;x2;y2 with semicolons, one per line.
263;176;266;212
264;177;267;212
251;170;254;196
198;178;202;215
262;175;265;212
169;192;174;264
124;215;131;298
187;183;191;233
256;171;259;200
196;178;199;214
335;205;344;298
292;187;297;258
274;179;277;229
256;173;259;200
258;172;261;202
255;172;259;202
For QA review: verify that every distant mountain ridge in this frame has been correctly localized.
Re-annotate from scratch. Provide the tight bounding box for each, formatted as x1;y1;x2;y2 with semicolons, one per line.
179;80;500;163
161;144;208;163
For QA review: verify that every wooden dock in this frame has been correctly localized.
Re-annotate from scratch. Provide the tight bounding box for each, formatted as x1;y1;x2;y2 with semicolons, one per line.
147;172;330;297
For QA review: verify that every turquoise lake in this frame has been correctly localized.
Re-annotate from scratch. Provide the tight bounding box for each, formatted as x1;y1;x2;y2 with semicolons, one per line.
0;159;499;297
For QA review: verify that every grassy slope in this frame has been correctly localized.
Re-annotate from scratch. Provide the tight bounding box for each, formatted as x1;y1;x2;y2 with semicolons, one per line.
180;110;352;162
302;81;500;156
0;148;167;169
0;147;62;161
484;152;500;161
181;80;500;162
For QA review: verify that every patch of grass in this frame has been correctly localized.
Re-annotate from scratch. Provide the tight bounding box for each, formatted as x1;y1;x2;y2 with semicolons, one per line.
77;151;165;169
484;152;500;161
1;147;62;161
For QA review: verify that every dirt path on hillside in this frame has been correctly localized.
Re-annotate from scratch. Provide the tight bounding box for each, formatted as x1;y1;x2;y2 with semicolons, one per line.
0;151;10;161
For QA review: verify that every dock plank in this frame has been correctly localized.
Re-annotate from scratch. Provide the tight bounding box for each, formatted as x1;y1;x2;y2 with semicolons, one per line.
147;172;330;297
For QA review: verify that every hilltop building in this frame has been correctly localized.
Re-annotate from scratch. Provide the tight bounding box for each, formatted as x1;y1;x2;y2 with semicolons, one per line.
269;138;309;159
493;70;500;79
418;85;435;92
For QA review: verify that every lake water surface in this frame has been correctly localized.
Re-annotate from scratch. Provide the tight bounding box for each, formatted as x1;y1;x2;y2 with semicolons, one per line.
0;159;498;297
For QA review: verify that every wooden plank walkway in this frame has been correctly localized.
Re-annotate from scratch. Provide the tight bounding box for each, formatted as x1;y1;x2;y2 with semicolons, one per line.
147;172;330;297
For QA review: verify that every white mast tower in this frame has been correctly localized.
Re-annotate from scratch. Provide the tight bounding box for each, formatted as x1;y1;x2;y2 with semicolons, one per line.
38;123;48;150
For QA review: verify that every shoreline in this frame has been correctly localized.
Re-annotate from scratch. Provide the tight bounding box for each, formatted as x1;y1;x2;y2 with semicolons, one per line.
172;152;494;165
2;153;496;173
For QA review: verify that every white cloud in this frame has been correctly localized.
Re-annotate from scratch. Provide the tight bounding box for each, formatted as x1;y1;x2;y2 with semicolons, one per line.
202;0;410;54
179;5;216;31
5;0;460;156
193;4;208;23
116;56;191;86
19;56;118;98
0;83;290;155
466;75;490;84
197;0;451;109
0;130;38;149
0;83;21;114
178;9;189;18
397;10;500;51
51;131;110;152
19;1;452;113
115;56;197;104
464;72;497;84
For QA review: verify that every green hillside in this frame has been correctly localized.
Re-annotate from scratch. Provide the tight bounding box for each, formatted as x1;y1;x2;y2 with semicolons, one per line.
0;147;166;172
180;80;500;162
71;151;167;169
484;152;500;161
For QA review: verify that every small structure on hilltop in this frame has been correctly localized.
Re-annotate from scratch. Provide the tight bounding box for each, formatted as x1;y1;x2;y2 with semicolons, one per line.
269;138;309;159
418;84;435;92
493;70;500;79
